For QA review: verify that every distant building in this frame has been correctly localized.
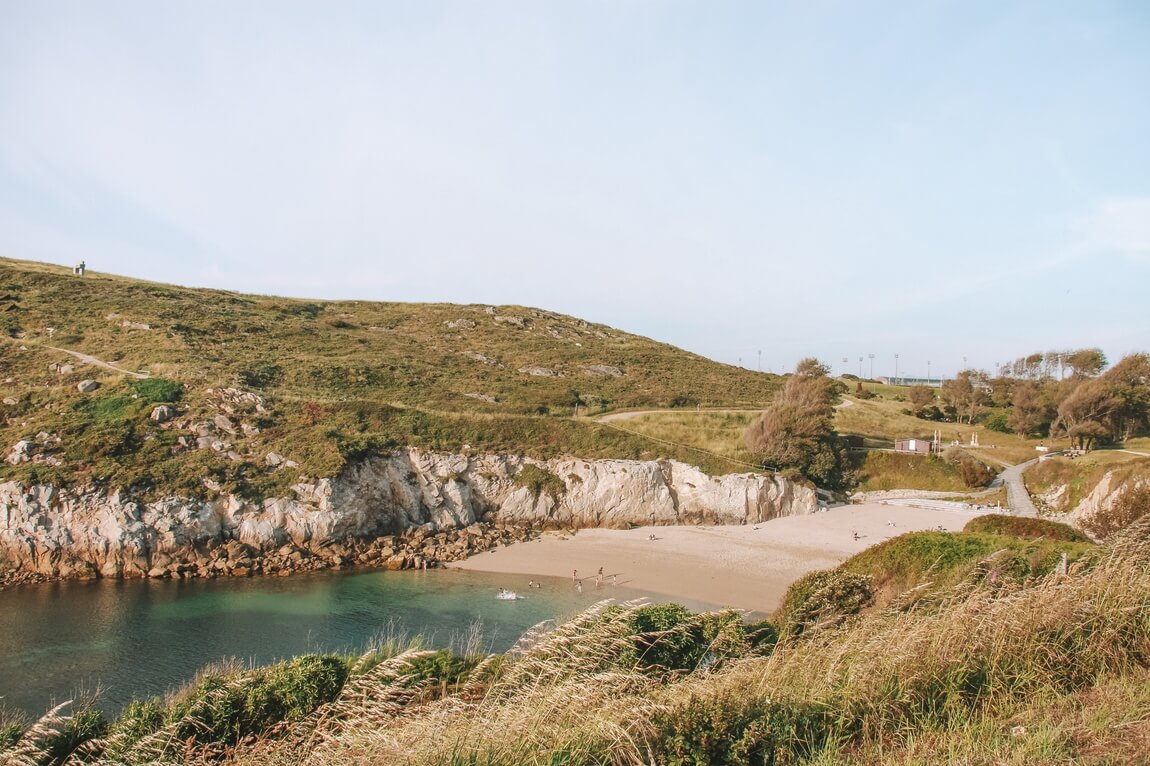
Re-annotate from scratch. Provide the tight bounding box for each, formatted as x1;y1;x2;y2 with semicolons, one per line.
895;437;934;455
880;376;945;387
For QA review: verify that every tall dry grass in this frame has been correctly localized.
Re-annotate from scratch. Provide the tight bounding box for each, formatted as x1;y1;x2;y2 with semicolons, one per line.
6;522;1148;765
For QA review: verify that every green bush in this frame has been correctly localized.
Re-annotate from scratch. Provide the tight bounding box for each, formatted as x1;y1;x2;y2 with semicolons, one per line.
41;707;108;766
629;604;705;671
942;448;996;488
166;655;348;747
744;618;780;654
982;408;1012;433
626;605;750;672
0;726;19;751
963;514;1089;542
652;692;836;766
776;569;873;640
955;456;996;487
129;377;184;404
102;698;165;759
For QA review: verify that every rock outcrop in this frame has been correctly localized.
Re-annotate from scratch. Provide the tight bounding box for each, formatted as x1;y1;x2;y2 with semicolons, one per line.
1060;470;1150;530
0;448;816;583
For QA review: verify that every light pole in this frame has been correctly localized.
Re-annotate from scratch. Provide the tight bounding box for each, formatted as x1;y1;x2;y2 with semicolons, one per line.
842;357;848;376
894;354;899;384
757;349;762;372
927;360;932;382
858;356;863;377
963;355;967;372
868;353;874;379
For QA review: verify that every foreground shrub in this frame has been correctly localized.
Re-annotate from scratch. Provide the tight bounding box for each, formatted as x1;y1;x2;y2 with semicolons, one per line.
163;655;348;748
776;569;873;640
651;691;835;766
0;702;106;766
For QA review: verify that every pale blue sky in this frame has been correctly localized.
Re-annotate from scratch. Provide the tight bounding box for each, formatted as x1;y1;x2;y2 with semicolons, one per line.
1;1;1147;378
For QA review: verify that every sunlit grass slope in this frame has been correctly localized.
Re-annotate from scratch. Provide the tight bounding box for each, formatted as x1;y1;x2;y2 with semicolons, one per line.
0;257;780;494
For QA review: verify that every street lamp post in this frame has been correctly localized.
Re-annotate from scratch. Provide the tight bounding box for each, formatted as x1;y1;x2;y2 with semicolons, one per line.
928;360;932;382
868;353;875;379
858;356;863;377
894;354;899;384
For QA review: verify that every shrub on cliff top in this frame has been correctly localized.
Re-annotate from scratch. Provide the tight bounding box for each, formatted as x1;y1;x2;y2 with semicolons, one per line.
963;513;1090;542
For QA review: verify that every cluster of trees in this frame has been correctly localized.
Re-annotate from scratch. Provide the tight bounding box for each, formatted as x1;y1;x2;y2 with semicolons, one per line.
909;349;1150;449
743;358;851;488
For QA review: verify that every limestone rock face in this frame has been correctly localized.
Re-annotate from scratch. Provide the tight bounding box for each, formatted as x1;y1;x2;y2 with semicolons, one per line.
0;448;817;579
1062;470;1150;533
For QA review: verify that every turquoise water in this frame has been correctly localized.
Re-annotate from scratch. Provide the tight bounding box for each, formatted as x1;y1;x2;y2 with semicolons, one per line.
0;568;710;715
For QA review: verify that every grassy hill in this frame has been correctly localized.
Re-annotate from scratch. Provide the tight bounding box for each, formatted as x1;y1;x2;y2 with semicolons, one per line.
0;257;780;496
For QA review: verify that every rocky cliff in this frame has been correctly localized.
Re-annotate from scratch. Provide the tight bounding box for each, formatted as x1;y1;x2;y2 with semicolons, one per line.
0;448;817;581
1057;470;1149;531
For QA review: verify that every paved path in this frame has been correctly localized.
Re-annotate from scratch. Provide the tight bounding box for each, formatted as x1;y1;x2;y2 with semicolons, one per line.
1000;457;1041;517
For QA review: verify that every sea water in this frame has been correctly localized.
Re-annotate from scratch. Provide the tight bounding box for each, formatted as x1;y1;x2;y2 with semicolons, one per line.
0;568;712;715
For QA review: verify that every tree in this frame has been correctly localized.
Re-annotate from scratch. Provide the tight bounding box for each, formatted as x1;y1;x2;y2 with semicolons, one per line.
1051;378;1121;449
1065;348;1107;379
941;370;989;424
1050;353;1150;446
1102;353;1150;441
908;385;935;417
1008;379;1054;437
744;358;849;488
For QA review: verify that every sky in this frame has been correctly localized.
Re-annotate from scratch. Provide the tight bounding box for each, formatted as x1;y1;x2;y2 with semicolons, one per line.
1;1;1147;379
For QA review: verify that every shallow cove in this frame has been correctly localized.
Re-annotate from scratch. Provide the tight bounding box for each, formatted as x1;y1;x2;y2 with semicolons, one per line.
0;568;715;716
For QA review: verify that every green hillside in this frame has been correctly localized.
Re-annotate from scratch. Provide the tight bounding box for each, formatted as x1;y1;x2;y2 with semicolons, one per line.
0;258;779;495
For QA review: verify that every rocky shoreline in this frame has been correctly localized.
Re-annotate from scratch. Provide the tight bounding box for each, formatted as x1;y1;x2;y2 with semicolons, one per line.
1;447;818;587
0;520;541;590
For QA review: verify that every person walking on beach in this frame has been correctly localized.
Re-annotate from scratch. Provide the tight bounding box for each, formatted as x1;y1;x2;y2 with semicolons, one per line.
572;569;578;583
596;567;603;587
576;580;582;593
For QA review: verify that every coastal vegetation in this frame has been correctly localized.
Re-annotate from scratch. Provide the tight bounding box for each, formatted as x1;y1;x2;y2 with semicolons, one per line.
5;516;1143;766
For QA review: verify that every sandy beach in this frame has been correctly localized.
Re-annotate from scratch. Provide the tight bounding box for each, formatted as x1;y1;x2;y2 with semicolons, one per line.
454;502;986;614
